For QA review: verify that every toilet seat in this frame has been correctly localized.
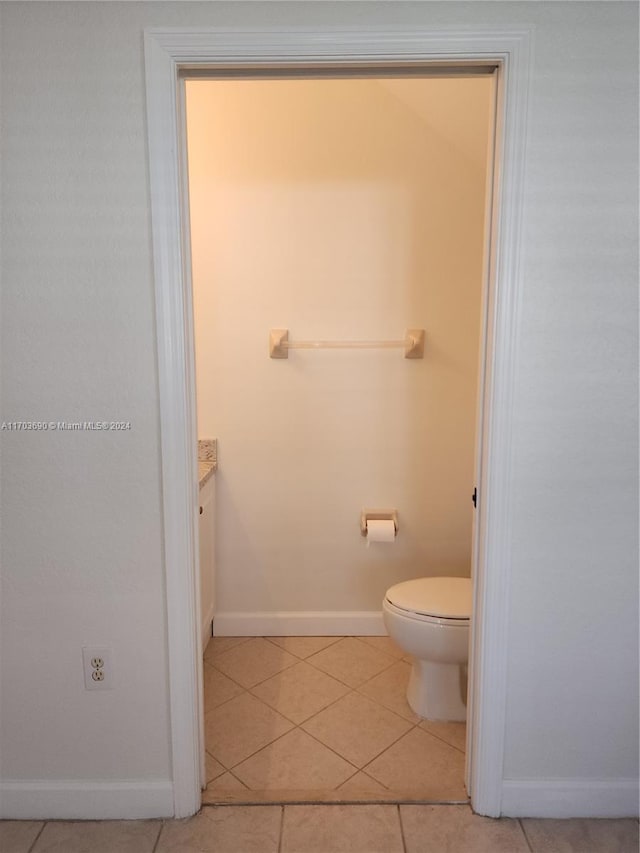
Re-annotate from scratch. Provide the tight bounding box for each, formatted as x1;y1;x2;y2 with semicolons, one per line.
383;598;469;627
385;577;472;624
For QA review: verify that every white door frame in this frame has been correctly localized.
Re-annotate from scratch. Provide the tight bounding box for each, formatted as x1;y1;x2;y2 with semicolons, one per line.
143;24;532;819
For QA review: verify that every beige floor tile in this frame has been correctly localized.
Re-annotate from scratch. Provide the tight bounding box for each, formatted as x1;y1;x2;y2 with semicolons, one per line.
364;727;467;798
337;771;390;795
206;751;226;783
358;660;421;723
401;804;529;852
281;804;404;853
419;720;467;753
233;728;356;791
0;821;44;853
302;692;413;768
31;820;160;853
307;638;396;688
357;636;405;659
521;817;640;852
156;806;281;853
251;661;350;724
206;772;249;793
212;638;298;688
266;636;342;659
204;636;251;661
205;692;294;768
204;662;244;712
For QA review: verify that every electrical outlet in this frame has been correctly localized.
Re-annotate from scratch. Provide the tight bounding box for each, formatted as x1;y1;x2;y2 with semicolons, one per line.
82;646;114;690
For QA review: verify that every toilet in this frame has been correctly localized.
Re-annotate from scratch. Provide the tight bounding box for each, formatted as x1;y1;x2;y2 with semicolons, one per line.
382;576;472;721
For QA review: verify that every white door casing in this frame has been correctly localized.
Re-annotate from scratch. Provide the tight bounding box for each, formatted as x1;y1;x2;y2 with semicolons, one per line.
143;25;532;818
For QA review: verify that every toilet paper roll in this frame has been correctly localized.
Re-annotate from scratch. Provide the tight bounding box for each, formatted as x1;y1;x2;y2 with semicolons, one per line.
366;519;396;544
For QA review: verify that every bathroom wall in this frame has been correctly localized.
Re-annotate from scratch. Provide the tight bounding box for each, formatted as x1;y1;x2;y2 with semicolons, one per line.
186;77;493;623
0;0;637;820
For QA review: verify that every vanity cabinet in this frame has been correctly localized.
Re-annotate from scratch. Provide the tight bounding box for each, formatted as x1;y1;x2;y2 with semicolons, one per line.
198;475;215;650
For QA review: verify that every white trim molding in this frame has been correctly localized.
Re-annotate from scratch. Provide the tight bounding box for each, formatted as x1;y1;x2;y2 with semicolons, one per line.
0;780;174;821
144;23;532;819
214;610;386;637
501;778;640;819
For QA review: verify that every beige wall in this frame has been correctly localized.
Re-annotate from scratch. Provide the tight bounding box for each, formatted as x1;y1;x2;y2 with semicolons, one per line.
186;77;493;617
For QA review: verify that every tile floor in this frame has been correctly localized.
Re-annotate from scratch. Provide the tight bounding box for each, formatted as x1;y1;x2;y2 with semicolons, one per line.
202;635;468;802
2;807;638;852
4;635;635;852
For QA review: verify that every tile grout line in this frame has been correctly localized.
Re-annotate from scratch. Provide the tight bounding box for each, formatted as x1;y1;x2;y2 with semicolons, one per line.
256;670;462;761
203;639;253;670
204;635;466;802
217;724;316;780
204;665;252;711
224;767;252;791
287;662;416;732
206;653;348;732
207;671;409;779
239;720;362;782
26;821;47;853
209;655;298;692
352;636;404;663
209;635;398;701
294;684;360;723
303;639;399;687
245;683;352;723
150;820;164;853
205;746;230;776
292;722;363;776
249;670;384;735
263;636;345;657
518;817;535;853
206;638;282;676
206;755;254;791
299;662;371;691
329;763;391;794
417;725;466;756
397;803;409;853
208;636;253;652
355;687;421;726
205;758;251;791
358;725;423;782
211;702;400;793
277;803;285;853
211;709;435;793
205;745;233;774
358;768;392;791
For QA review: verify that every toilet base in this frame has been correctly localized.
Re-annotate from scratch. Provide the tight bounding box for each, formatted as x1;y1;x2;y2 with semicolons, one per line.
407;659;467;721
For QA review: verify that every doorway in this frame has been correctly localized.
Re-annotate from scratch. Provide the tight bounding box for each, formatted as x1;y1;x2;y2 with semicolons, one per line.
143;25;531;818
185;71;495;804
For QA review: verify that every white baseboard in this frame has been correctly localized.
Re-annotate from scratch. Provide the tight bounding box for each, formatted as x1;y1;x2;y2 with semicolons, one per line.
501;777;640;818
0;779;175;820
213;610;386;637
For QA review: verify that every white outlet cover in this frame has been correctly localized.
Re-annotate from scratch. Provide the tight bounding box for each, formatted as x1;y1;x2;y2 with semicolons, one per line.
82;646;114;690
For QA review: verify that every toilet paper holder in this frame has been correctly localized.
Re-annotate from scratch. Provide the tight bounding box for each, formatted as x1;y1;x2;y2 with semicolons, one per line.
360;510;399;537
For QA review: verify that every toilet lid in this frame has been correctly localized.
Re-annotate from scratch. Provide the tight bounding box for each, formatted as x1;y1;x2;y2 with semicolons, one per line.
385;577;472;619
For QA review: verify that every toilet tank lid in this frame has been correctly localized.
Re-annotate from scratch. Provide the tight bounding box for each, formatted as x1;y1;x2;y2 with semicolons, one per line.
385;577;472;619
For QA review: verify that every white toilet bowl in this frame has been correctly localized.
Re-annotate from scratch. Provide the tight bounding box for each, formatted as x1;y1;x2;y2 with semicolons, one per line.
382;577;472;721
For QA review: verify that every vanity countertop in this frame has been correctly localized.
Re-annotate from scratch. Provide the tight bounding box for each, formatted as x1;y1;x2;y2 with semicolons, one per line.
198;439;217;489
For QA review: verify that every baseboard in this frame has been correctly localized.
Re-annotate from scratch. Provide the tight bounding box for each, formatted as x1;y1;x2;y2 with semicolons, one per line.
501;777;640;818
0;779;175;820
201;601;215;651
213;610;386;637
